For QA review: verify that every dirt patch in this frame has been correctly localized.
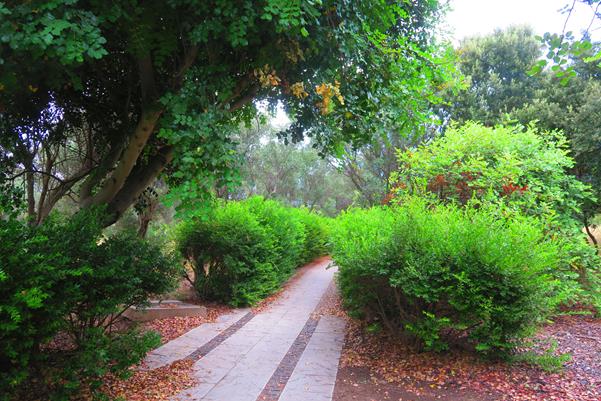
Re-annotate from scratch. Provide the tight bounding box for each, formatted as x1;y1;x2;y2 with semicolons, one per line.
538;313;601;384
334;366;494;401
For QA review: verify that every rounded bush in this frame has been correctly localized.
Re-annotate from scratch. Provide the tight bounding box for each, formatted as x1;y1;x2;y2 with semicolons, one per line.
244;197;306;279
288;207;331;264
331;199;561;357
390;122;600;312
179;201;280;305
177;197;330;306
0;208;179;399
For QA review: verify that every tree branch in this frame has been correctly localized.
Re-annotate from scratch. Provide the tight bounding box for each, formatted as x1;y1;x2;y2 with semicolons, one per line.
85;108;163;207
104;145;174;226
138;53;159;106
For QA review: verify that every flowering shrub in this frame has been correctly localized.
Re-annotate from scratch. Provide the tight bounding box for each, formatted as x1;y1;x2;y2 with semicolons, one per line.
390;123;599;308
390;123;591;229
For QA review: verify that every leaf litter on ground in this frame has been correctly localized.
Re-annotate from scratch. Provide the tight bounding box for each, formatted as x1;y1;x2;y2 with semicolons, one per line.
338;303;600;401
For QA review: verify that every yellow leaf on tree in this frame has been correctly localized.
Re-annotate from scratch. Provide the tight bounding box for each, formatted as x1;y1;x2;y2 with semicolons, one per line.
291;82;309;99
315;81;344;115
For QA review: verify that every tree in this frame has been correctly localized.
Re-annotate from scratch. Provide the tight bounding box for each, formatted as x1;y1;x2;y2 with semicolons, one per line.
442;26;601;242
439;26;543;126
0;0;449;225
232;118;355;215
335;130;428;206
530;0;601;82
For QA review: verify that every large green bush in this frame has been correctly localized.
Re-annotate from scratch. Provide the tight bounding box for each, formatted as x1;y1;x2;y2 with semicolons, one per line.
245;197;306;278
177;197;329;306
331;199;562;358
391;122;600;306
287;207;331;264
0;208;180;400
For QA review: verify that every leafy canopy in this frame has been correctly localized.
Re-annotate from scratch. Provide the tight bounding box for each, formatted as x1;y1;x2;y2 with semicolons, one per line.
0;0;451;223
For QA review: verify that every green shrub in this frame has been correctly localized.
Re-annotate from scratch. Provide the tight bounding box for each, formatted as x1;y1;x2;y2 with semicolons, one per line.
391;122;600;307
0;217;59;395
288;208;331;263
177;196;330;306
392;123;591;227
331;199;562;358
179;200;281;305
245;197;306;279
0;208;179;400
510;340;571;373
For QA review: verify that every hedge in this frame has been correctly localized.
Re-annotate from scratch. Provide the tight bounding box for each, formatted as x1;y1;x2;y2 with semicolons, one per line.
331;198;563;358
177;196;330;306
0;208;180;400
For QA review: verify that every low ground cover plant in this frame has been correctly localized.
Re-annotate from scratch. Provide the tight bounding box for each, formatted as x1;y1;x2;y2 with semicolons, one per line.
177;196;330;306
331;198;563;358
0;208;180;400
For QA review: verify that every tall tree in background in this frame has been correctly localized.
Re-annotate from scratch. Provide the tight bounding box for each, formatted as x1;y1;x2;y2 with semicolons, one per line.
335;131;427;206
232;119;354;215
0;0;450;225
532;0;601;82
439;26;542;126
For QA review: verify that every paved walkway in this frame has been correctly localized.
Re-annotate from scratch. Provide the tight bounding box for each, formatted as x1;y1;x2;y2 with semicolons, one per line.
143;258;346;401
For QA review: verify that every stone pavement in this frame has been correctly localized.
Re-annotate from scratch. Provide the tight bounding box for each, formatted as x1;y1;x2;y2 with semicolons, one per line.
141;258;346;401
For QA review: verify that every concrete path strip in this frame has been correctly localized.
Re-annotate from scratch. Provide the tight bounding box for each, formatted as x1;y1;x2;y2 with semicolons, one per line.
162;258;346;401
142;308;251;370
278;316;346;401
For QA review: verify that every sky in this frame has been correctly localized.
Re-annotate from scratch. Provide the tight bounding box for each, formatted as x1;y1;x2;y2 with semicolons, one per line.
443;0;601;43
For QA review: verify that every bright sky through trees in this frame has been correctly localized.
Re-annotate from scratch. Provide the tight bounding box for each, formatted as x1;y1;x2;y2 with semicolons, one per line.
444;0;601;42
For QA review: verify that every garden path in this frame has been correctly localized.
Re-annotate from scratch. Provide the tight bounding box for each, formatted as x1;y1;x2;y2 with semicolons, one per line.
143;258;346;401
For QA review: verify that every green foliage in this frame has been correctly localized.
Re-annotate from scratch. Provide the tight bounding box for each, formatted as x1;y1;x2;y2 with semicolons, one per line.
392;123;592;229
531;0;601;83
0;217;57;393
0;1;108;66
47;328;161;400
510;340;571;373
287;207;331;264
177;197;329;306
331;199;563;358
0;0;453;225
0;208;179;399
233;121;356;215
391;123;600;302
244;196;306;277
442;26;542;126
444;26;601;225
178;200;279;305
511;75;601;223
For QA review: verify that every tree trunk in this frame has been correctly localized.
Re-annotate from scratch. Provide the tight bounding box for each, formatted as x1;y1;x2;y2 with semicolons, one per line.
137;215;151;238
104;146;174;227
84;107;163;207
26;170;35;224
582;215;599;247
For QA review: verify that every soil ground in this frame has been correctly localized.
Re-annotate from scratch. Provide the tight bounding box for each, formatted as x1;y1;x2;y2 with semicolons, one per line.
334;366;497;401
331;293;600;401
